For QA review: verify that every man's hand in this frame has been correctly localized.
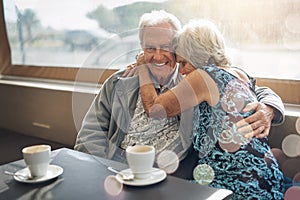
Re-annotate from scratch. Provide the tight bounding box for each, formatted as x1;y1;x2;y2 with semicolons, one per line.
237;102;274;139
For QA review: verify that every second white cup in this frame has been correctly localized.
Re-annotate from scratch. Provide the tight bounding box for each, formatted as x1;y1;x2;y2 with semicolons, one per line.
22;144;51;177
126;145;155;179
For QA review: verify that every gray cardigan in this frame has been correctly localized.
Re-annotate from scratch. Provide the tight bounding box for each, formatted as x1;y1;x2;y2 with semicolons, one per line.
74;69;194;163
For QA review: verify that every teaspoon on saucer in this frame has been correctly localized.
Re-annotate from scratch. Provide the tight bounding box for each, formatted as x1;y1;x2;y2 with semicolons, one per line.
4;171;33;180
107;167;134;181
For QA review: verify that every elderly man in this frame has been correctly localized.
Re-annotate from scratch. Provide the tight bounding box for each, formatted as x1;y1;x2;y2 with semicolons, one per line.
74;10;284;179
74;10;189;163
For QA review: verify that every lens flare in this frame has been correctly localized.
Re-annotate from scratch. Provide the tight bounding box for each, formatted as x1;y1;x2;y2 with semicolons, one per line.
218;130;242;153
293;172;300;186
218;141;241;153
157;150;179;174
104;175;123;196
284;186;300;200
282;158;300;179
270;148;288;169
282;134;300;158
285;13;300;34
193;164;215;185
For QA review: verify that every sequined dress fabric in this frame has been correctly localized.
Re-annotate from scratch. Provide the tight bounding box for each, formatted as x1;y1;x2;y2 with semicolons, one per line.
192;65;285;199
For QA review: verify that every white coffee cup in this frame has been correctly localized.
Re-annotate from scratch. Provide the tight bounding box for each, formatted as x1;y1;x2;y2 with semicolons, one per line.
126;145;155;179
22;144;51;177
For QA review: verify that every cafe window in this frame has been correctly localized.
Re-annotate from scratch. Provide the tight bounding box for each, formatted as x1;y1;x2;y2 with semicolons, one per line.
1;0;299;103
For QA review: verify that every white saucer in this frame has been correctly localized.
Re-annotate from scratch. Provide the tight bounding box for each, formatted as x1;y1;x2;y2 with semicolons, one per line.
115;168;167;186
14;165;63;183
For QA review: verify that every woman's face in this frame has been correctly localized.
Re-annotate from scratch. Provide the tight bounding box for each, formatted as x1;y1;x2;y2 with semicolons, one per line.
176;53;196;75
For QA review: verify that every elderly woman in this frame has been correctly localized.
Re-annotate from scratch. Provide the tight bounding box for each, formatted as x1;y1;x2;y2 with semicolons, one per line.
138;19;285;199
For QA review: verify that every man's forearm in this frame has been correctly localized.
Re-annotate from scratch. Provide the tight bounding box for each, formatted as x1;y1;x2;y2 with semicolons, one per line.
255;86;285;125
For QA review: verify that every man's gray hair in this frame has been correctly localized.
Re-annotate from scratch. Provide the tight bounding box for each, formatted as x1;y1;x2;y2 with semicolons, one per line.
138;10;181;43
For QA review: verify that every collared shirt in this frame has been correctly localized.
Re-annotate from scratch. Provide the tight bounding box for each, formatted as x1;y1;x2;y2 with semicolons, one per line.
121;65;186;161
150;64;181;93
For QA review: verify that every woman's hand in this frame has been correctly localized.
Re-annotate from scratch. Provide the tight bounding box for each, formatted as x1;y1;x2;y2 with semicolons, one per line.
122;52;145;77
122;63;137;77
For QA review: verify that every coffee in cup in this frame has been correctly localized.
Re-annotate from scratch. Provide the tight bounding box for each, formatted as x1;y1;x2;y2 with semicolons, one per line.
22;144;51;177
126;145;155;179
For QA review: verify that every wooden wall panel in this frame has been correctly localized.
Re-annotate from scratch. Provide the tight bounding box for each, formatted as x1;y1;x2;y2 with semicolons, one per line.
0;84;94;146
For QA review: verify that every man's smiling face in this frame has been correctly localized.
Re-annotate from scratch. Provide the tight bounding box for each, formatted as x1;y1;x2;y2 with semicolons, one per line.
142;23;177;85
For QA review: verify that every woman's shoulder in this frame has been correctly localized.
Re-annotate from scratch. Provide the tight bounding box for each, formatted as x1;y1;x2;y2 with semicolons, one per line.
200;65;256;89
231;67;251;83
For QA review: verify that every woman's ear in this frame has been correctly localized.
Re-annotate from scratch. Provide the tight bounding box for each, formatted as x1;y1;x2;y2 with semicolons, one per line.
207;57;215;65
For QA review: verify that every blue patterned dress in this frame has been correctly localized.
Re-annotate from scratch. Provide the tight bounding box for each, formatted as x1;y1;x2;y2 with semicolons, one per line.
192;65;285;199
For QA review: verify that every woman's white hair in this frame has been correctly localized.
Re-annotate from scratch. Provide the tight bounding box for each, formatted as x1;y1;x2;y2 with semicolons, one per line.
138;10;181;43
176;19;231;68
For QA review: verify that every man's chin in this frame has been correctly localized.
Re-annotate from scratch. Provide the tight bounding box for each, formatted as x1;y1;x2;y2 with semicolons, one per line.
150;71;174;85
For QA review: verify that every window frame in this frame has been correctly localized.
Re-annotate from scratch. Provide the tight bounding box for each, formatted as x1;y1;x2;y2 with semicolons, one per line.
0;1;299;104
0;1;115;84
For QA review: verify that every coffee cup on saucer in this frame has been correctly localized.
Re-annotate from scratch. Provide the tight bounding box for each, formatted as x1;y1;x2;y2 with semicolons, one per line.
22;144;51;177
126;145;155;179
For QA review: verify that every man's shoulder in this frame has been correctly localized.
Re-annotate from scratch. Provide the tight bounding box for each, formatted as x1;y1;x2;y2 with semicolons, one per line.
108;69;126;80
102;69;139;90
101;69;125;86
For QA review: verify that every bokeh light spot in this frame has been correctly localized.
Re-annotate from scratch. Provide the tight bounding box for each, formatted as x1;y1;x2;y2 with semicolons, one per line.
193;164;215;185
221;79;248;113
104;175;123;196
270;148;288;169
149;104;168;118
218;129;233;143
293;172;300;185
218;129;242;152
282;134;300;157
218;141;241;153
157;150;179;174
283;32;300;51
282;158;300;179
285;13;300;34
284;186;300;200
